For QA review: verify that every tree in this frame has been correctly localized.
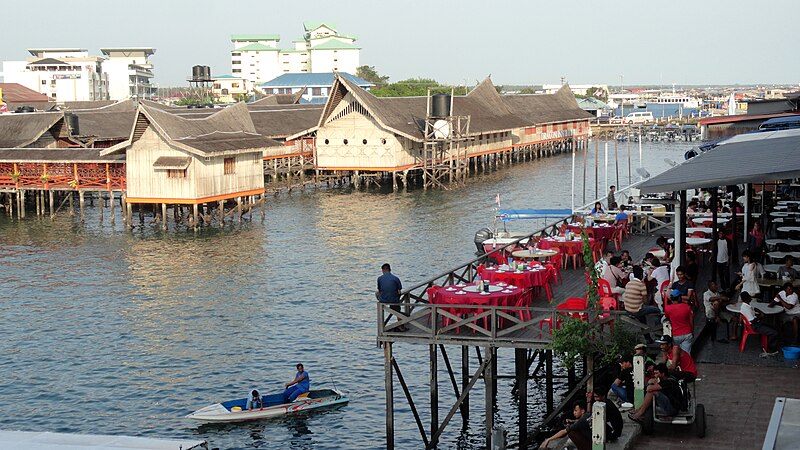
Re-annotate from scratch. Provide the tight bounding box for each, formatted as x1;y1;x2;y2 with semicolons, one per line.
371;78;450;97
356;65;389;88
519;88;537;94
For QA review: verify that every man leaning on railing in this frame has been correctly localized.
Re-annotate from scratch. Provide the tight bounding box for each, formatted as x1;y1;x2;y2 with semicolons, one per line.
377;263;407;331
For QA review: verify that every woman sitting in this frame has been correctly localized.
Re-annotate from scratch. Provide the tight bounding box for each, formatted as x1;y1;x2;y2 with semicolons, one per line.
590;202;605;215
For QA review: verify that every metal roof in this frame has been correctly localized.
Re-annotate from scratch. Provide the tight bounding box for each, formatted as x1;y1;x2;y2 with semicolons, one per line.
259;72;373;88
236;43;279;51
310;40;360;50
231;34;280;41
637;131;800;194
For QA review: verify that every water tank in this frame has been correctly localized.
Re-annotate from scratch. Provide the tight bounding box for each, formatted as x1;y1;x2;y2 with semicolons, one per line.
431;93;451;118
192;65;203;80
66;113;80;136
474;228;493;254
202;65;212;80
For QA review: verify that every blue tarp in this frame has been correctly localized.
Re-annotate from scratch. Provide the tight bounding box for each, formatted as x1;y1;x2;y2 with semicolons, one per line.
496;209;572;221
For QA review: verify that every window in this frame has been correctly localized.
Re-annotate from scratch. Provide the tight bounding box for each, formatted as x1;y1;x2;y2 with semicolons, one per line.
312;87;322;96
213;83;221;89
167;169;186;178
264;88;274;94
224;157;236;175
232;60;241;65
41;80;46;85
232;83;239;88
232;52;241;56
362;139;368;145
222;89;229;95
233;69;241;73
381;138;387;145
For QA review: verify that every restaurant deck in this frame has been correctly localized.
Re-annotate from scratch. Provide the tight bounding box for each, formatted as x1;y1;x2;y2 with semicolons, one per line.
377;226;673;348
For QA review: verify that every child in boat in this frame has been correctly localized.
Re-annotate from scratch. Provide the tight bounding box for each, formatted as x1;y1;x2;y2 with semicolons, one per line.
283;363;310;402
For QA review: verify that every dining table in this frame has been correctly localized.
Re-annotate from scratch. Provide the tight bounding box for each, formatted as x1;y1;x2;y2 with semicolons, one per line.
668;237;711;246
765;238;800;248
512;248;559;260
539;236;594;254
481;264;551;292
777;226;800;234
686;227;713;235
762;264;783;274
567;222;616;240
692;217;730;225
432;283;525;330
726;301;784;315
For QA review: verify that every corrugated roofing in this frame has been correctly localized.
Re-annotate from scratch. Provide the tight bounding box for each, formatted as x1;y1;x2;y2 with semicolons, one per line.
236;43;279;52
698;112;800;125
0;148;124;163
304;22;337;31
259;72;372;88
637;131;800;194
152;156;191;169
0;83;51;103
310;40;360;50
0;112;64;147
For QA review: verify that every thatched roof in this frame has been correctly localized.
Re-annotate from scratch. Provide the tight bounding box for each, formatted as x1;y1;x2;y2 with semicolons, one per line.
249;91;304;105
71;110;136;140
102;102;284;157
317;74;592;142
0;112;64;147
61;100;119;110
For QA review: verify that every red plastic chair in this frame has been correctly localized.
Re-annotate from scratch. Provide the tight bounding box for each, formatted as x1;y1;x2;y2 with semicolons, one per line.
611;226;624;251
616;218;630;238
740;315;768;353
549;253;563;284
659;280;670;303
597;278;619;299
539;297;587;332
597;296;619;330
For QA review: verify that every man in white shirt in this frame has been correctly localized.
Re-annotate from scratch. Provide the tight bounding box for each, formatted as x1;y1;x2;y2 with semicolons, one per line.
771;283;800;344
715;230;730;290
703;280;733;342
648;259;670;310
740;292;779;355
595;250;613;274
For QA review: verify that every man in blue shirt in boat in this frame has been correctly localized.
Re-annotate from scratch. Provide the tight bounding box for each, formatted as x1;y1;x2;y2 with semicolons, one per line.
377;263;407;331
283;363;310;402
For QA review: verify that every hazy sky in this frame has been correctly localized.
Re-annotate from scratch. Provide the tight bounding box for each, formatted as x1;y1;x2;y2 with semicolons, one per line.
3;0;798;87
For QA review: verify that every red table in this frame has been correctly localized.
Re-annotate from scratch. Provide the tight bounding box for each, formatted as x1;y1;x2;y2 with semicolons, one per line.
481;265;549;290
567;223;616;240
431;283;524;330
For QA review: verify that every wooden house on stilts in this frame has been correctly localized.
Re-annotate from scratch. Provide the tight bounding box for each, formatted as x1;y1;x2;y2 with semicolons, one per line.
101;102;283;230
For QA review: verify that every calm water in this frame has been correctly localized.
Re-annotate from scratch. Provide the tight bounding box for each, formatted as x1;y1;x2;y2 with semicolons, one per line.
0;141;692;449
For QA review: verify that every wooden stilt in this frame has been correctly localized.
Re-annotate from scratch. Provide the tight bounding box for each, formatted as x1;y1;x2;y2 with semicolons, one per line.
485;346;495;449
260;194;266;222
515;348;528;449
461;345;469;425
126;202;133;229
48;190;54;219
98;193;103;223
162;203;168;230
218;200;224;226
68;192;73;216
79;190;85;222
109;192;115;225
20;190;25;218
430;344;439;446
193;203;199;231
545;350;554;414
236;197;242;223
385;343;394;450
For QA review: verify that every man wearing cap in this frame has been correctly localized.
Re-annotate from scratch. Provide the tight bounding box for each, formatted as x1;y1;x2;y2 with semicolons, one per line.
657;335;697;382
634;343;656;366
610;354;634;403
663;290;694;353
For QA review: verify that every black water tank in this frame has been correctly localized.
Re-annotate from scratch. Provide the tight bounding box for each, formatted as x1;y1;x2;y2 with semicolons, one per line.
202;65;212;80
15;106;35;113
431;93;451;118
66;113;80;136
192;65;203;80
474;228;493;254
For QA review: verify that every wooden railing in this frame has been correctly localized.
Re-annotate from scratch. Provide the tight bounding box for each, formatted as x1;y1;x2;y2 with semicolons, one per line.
0;162;126;190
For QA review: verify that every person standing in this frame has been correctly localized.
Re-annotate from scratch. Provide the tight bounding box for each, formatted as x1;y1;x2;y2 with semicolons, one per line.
715;229;730;290
378;263;406;331
736;251;761;300
664;291;695;353
607;185;616;210
283;363;310;402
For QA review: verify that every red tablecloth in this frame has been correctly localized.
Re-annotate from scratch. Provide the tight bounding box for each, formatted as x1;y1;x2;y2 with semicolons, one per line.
567;224;615;240
539;236;594;256
434;284;523;307
481;266;549;289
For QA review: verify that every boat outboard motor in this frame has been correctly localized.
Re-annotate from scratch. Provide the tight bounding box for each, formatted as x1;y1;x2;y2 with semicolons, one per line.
474;228;493;254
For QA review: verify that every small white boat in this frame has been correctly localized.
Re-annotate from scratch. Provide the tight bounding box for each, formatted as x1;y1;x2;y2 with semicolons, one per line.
186;389;349;423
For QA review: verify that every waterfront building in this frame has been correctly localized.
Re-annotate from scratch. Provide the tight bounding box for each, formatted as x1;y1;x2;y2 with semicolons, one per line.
306;74;592;186
576;97;609;117
258;72;373;103
2;49;109;102
542;83;609;98
100;102;280;224
100;48;157;100
230;22;360;91
0;82;52;111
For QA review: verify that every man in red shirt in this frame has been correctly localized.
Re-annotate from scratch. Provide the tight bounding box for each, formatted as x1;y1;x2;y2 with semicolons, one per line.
656;335;697;382
663;290;694;353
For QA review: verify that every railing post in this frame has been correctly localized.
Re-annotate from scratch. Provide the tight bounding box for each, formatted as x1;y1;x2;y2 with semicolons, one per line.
633;355;645;409
377;302;384;340
591;401;606;450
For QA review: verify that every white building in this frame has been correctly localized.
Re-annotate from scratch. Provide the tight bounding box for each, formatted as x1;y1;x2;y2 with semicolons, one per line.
230;22;360;91
100;48;156;100
211;75;249;103
258;72;373;103
2;48;108;102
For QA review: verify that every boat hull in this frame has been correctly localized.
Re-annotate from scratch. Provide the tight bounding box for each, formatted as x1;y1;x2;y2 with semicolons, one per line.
186;389;349;423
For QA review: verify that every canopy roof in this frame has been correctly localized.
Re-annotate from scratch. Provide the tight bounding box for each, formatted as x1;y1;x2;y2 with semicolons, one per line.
638;130;800;193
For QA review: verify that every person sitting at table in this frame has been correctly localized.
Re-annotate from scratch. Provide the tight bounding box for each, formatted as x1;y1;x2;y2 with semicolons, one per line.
736;250;761;300
620;250;633;269
664;290;695;354
770;282;800;344
778;256;799;281
671;266;696;307
656;236;673;262
603;256;627;295
740;292;780;356
624;266;661;326
703;280;733;343
649;259;671;310
591;201;605;215
595;250;614;274
615;205;629;222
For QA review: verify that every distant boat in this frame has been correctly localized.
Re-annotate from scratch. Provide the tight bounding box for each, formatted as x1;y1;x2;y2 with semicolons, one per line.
647;95;700;109
186;389;349;423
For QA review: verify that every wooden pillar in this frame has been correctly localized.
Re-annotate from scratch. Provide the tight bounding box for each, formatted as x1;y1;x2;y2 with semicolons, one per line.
193;203;199;231
162;203;168;230
98;193;103;223
78;190;85;222
515;348;528;449
711;188;719;275
730;186;739;265
392;171;398;192
545;350;554;414
218;200;224;226
485;346;495;449
461;345;470;425
260;194;266;222
48;190;54;219
674;190;687;268
67;192;73;217
126;202;133;229
236;197;242;223
385;343;395;450
121;192;127;224
354;170;360;189
109;192;115;225
20;189;25;218
430;344;439;446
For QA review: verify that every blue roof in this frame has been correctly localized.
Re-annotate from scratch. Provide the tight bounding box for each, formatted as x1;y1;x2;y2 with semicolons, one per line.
496;209;572;220
259;72;373;88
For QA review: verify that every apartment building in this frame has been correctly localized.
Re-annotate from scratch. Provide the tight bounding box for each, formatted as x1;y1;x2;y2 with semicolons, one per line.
2;49;108;102
100;48;156;100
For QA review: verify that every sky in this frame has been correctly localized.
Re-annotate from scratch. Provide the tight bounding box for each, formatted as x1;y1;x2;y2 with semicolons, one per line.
2;0;799;88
